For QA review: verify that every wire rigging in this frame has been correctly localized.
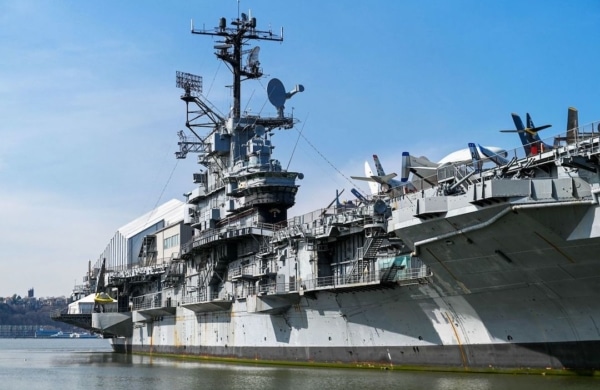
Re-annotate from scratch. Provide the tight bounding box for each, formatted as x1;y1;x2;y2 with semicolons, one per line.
144;159;180;228
286;113;308;170
290;122;367;195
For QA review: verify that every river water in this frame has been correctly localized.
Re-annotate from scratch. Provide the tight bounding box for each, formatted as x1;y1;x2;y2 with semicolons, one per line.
0;338;598;390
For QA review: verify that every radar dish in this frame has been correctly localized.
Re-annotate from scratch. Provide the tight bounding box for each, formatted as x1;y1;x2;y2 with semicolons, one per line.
247;46;260;68
267;78;286;109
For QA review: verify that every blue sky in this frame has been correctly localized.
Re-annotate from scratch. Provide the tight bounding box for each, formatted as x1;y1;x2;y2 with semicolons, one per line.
1;0;599;298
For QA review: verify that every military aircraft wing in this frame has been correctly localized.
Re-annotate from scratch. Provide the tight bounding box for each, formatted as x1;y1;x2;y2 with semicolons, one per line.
478;144;509;166
350;161;384;195
352;157;414;195
350;173;398;184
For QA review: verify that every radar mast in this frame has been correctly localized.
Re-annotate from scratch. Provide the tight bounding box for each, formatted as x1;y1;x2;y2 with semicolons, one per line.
191;13;283;118
175;12;304;225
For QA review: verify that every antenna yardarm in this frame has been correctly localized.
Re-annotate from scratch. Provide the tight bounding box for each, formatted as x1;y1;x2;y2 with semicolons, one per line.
190;15;284;118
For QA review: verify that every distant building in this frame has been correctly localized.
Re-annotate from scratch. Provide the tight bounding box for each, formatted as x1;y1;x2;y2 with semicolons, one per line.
28;288;34;298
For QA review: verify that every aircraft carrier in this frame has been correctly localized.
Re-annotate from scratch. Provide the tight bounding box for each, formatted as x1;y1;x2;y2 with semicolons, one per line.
55;12;600;373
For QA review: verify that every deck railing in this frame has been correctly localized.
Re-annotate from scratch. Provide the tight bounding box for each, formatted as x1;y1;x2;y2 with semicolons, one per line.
302;265;432;291
181;291;222;305
132;292;179;310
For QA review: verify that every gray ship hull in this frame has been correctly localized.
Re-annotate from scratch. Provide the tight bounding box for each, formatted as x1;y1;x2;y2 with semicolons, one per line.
130;341;600;372
115;262;600;371
111;197;600;372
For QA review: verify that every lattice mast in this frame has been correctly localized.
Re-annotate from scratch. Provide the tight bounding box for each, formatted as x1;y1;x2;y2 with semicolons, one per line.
192;13;283;119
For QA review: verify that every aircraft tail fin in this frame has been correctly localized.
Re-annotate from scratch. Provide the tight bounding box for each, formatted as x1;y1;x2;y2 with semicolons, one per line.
526;113;543;144
364;161;379;195
511;113;532;155
525;113;552;135
401;151;438;188
372;154;386;176
351;159;402;195
567;107;579;143
468;143;483;173
401;152;411;182
526;113;553;152
509;112;551;155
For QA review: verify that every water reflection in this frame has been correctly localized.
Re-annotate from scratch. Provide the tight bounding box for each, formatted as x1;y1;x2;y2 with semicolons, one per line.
1;339;599;390
435;376;492;390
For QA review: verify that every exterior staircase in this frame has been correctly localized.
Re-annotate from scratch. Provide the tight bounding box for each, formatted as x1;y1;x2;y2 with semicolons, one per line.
344;237;384;284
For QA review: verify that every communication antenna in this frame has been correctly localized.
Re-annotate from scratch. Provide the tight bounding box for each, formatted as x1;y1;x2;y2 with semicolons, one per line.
267;78;286;117
245;46;261;76
191;13;283;118
267;78;304;118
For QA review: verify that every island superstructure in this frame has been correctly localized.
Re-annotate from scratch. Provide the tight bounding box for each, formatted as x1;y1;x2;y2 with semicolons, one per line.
54;11;600;373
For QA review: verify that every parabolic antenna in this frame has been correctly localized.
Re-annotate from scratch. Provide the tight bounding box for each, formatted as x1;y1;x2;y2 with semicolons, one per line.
247;46;260;68
267;78;286;109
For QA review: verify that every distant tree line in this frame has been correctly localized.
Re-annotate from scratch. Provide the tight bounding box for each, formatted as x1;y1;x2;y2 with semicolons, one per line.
0;296;77;335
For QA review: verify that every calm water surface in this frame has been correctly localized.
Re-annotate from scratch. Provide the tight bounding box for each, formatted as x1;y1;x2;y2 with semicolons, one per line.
0;338;598;390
